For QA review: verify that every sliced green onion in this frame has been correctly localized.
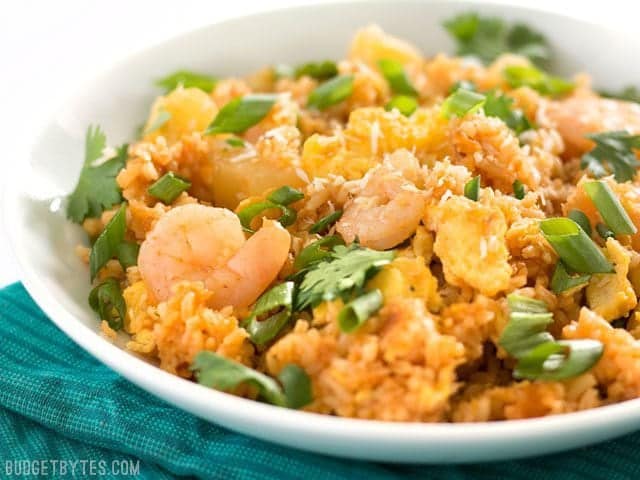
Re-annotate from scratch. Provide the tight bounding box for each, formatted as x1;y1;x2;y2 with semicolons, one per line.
500;294;554;357
225;137;245;147
155;70;217;93
144;110;171;135
449;80;477;94
89;204;127;281
338;289;383;333
503;65;574;97
464;175;480;201
500;293;603;381
377;59;418;96
596;223;615;240
385;95;418;116
499;311;554;358
237;201;296;233
309;210;343;234
293;235;345;271
116;241;140;270
88;278;126;330
278;364;313;409
441;88;486;119
583;180;637;235
514;339;603;381
205;94;278;135
539;218;613;274
568;209;592;236
191;351;285;406
237;187;302;232
507;293;548;313
550;262;590;294
294;61;338;80
307;75;354;110
267;186;304;206
244;282;295;346
148;172;191;204
512;179;526;199
512;340;564;379
273;64;295;79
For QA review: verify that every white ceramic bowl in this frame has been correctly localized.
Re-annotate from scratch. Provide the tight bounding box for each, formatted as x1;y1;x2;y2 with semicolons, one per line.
6;0;640;464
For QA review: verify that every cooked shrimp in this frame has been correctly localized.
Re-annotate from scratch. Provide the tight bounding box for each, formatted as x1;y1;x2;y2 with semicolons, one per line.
138;204;290;308
336;150;425;249
545;96;640;157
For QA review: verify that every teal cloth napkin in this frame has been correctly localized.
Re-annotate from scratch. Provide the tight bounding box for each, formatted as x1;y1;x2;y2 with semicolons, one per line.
1;282;639;479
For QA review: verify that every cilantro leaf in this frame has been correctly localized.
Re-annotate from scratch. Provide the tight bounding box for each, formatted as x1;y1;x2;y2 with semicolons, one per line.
67;126;127;224
443;13;550;67
581;131;640;182
295;244;395;310
483;91;532;134
506;24;550;68
600;86;640;104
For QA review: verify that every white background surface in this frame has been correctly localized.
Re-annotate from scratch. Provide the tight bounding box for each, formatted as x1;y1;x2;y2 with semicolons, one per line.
0;0;636;288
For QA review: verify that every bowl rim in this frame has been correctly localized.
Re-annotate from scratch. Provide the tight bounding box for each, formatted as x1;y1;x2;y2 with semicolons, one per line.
5;0;640;462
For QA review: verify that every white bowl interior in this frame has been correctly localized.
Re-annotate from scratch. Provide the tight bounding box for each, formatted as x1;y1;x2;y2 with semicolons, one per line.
7;0;640;463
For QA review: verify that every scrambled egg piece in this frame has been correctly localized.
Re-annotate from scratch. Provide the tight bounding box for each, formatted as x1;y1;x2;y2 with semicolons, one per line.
143;87;217;144
367;256;441;312
432;196;512;296
564;307;640;401
586;238;637;321
122;280;158;354
301;107;450;179
439;296;503;361
349;25;423;67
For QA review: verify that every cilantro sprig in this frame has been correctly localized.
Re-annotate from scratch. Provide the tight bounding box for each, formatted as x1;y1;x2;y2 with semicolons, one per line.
581;131;640;182
67;126;127;224
483;91;532;135
294;244;395;310
443;12;550;67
